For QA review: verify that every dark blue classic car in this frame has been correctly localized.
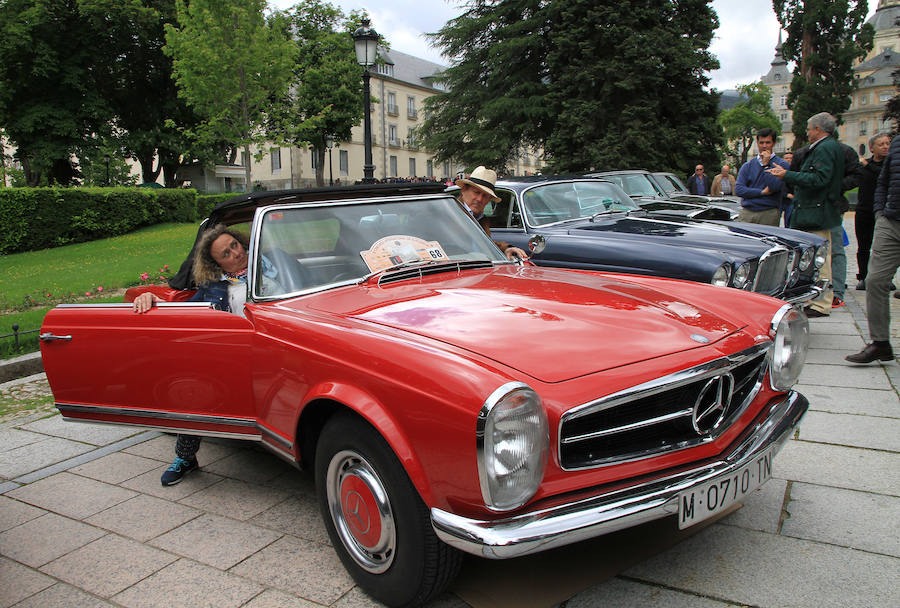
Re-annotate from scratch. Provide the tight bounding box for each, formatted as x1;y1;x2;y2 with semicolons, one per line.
591;170;743;219
488;176;825;304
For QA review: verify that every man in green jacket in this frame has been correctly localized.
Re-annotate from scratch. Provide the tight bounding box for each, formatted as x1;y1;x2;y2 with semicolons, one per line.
767;112;845;317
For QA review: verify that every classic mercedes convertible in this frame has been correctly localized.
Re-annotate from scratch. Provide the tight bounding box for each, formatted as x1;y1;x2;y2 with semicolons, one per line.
41;183;810;607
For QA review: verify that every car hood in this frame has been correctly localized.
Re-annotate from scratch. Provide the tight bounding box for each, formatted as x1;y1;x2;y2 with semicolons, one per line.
303;266;744;383
557;215;777;257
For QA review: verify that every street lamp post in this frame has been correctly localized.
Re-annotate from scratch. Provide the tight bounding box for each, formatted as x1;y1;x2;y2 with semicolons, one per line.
325;134;334;186
353;18;378;183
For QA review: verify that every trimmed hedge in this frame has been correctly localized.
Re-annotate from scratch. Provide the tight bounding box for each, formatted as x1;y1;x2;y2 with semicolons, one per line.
197;193;238;219
0;187;199;254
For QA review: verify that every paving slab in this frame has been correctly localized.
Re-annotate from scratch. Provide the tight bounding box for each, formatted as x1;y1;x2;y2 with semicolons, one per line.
8;582;117;608
249;492;332;545
0;556;54;608
0;495;44;532
120;464;224;501
242;588;327;608
795;384;899;417
806;321;863;335
774;440;900;497
781;482;900;557
623;525;897;608
567;576;734;607
0;512;105;567
0;428;46;452
20;415;143;446
149;513;282;569
70;451;164;485
178;477;291;521
5;472;137;519
201;448;296;484
112;558;263;608
121;434;241;465
39;534;177;598
805;333;868;350
85;494;202;542
718;477;787;535
0;436;94;479
797;362;894;390
804;348;868;365
797;410;900;451
230;535;355;605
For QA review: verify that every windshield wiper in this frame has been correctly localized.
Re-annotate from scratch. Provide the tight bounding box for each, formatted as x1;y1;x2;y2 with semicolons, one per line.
361;259;493;285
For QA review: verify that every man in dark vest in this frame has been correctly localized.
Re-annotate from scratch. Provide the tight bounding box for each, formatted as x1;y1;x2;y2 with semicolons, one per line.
767;112;844;317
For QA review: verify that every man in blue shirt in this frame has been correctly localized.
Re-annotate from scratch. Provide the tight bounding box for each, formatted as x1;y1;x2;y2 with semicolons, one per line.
686;165;711;195
735;128;790;226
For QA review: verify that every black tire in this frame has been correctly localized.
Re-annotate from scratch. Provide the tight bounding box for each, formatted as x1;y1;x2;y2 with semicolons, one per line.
315;413;462;607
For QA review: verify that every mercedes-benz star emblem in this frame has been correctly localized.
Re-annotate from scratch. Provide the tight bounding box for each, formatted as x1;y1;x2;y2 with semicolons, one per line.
692;373;734;434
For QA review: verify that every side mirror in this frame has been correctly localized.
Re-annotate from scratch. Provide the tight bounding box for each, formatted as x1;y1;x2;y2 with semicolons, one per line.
528;234;546;255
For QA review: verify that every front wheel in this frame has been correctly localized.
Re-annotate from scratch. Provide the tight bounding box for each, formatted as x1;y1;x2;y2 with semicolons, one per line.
315;413;462;607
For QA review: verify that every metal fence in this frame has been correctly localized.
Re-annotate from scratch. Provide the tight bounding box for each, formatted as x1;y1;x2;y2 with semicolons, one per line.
1;324;39;350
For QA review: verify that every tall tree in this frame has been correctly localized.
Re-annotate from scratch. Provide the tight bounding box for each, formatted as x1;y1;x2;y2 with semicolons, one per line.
774;0;874;147
164;0;297;189
267;1;365;186
419;0;723;175
0;0;112;185
718;82;783;165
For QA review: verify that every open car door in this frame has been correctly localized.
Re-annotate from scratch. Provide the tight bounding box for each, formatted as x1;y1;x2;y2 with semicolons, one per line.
40;302;258;440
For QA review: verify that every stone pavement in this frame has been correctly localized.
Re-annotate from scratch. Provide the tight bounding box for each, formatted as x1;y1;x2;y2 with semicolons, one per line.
1;216;898;608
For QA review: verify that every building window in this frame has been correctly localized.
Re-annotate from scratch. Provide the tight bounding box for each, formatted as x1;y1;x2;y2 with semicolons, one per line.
861;94;869;105
426;159;433;177
377;62;394;77
443;161;450;179
880;92;893;102
780;112;788;121
311;148;318;170
407;127;417;150
387;92;398;115
780;95;787;108
339;150;348;176
389;155;397;177
270;148;281;172
388;124;399;146
774;73;781;81
407;96;417;119
409;158;416;177
240;151;248;167
860;121;868;136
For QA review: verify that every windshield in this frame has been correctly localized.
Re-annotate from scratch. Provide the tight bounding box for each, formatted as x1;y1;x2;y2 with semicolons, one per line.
522;181;639;227
252;195;507;297
599;174;664;198
656;173;687;195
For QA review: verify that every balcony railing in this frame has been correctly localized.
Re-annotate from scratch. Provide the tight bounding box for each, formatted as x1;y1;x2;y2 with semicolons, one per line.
407;109;418;120
387;104;399;116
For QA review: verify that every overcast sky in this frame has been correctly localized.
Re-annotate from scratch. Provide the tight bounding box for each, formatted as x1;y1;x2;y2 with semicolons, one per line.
271;0;880;92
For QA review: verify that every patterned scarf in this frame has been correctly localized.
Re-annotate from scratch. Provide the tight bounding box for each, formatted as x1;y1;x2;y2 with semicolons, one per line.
222;268;248;285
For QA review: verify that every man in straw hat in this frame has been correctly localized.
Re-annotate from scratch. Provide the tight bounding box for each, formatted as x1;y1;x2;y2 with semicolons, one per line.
455;166;529;260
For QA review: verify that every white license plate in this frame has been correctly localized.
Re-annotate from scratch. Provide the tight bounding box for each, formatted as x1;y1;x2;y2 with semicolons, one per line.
678;448;774;529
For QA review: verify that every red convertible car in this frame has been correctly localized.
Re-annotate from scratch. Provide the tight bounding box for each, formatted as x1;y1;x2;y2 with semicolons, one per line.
41;183;810;607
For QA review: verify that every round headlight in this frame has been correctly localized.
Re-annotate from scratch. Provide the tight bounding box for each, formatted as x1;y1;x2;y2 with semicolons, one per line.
711;264;732;287
477;383;548;511
798;248;814;271
768;305;809;390
814;243;828;269
733;262;752;289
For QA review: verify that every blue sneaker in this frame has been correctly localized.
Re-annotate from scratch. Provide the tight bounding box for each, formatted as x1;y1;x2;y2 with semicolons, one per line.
160;457;198;486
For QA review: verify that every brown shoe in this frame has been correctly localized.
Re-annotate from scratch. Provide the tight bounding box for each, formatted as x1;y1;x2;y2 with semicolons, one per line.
845;343;895;364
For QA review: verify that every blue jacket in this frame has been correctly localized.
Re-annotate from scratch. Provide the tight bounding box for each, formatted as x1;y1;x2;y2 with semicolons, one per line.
188;281;230;311
735;155;789;211
874;135;900;220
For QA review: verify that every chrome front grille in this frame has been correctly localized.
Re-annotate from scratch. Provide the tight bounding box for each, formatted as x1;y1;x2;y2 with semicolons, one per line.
558;344;769;470
753;247;790;295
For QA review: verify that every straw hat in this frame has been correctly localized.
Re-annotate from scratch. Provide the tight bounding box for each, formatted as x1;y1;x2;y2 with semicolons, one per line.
455;166;500;202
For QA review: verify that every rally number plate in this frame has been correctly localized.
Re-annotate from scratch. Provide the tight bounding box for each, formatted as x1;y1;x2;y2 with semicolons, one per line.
678;448;774;529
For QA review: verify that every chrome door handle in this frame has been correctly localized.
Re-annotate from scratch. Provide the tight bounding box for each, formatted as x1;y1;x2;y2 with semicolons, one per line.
40;333;72;341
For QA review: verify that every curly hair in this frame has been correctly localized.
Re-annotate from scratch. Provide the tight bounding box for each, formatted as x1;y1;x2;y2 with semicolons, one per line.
191;224;250;286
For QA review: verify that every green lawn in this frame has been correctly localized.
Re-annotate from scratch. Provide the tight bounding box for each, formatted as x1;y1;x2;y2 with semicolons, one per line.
1;221;202;358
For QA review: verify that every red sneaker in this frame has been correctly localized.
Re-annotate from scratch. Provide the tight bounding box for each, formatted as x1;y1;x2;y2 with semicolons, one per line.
832;296;845;308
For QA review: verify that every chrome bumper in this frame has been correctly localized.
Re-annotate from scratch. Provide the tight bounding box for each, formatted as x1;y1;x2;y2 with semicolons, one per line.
431;391;807;559
782;280;826;306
